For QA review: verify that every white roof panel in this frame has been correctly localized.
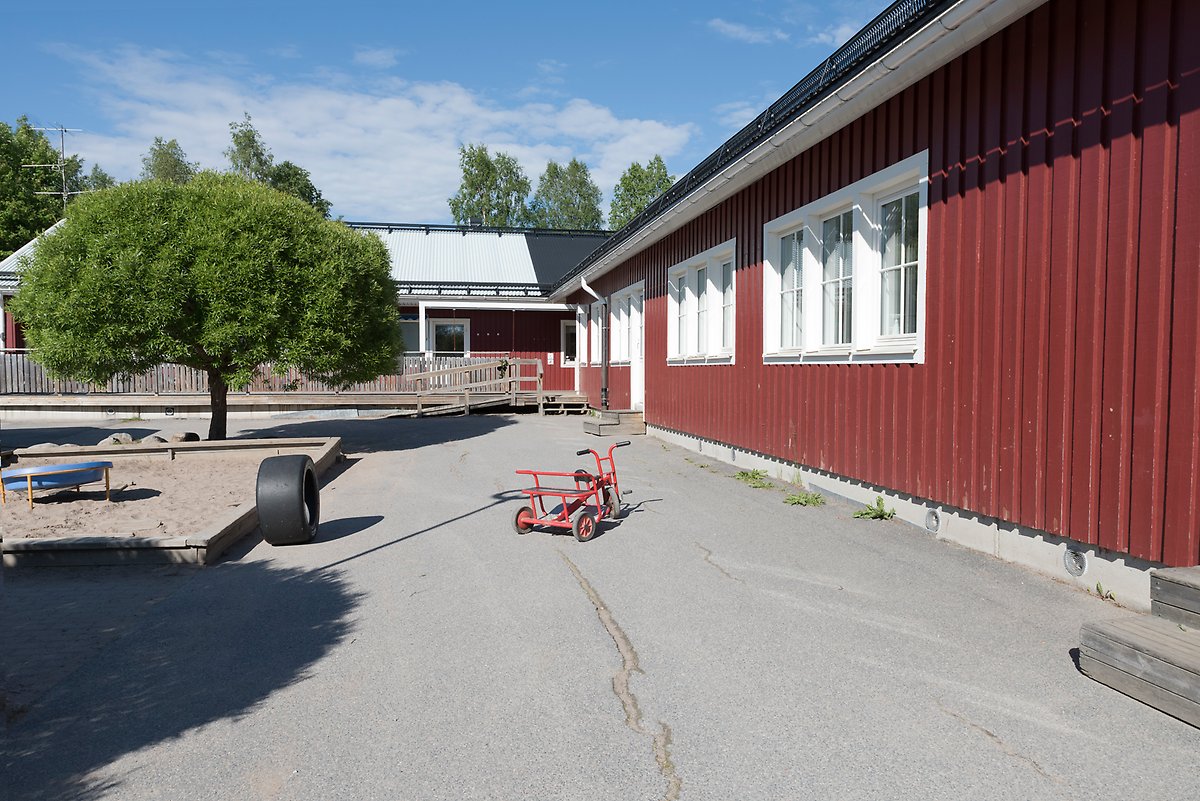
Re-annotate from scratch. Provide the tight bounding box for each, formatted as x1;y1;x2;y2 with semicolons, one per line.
363;226;538;285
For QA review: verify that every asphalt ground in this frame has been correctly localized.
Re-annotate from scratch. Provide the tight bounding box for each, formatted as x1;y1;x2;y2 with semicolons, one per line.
2;412;1198;800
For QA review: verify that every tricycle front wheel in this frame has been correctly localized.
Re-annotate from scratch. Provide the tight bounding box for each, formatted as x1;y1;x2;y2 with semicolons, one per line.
512;505;535;535
572;509;597;542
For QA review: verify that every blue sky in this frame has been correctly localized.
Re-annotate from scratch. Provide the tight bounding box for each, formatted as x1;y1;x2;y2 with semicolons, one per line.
4;0;887;222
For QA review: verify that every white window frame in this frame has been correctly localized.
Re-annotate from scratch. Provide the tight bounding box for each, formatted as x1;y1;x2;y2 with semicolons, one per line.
666;238;736;365
561;318;578;365
762;150;928;364
427;317;471;356
609;281;645;365
589;302;603;365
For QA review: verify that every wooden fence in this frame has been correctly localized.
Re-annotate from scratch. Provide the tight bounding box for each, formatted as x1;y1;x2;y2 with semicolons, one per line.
0;350;542;396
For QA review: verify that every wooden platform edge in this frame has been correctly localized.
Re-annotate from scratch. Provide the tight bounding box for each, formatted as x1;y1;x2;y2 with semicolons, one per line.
1078;652;1200;728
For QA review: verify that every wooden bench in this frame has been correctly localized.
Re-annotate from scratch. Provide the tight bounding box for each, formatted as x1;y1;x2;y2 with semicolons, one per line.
1;461;115;510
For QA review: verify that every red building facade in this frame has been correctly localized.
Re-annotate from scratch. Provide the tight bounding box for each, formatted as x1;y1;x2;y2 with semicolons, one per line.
564;0;1200;568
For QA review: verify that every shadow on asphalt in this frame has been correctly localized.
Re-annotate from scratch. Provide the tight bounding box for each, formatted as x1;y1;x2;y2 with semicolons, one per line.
316;515;385;542
318;490;524;570
1;562;362;801
235;413;518;454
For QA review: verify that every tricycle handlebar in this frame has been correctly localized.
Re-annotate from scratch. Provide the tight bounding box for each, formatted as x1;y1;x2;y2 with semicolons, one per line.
575;448;591;456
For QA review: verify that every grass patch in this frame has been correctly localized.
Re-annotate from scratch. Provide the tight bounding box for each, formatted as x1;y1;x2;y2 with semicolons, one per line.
784;490;825;506
853;495;896;520
734;469;773;489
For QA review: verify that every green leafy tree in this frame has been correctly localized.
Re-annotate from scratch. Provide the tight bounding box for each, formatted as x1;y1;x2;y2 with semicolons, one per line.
609;155;674;230
9;173;401;440
0;116;85;258
225;113;274;181
83;164;117;191
528;158;604;230
224;114;331;216
268;160;331;218
140;137;196;184
447;143;532;227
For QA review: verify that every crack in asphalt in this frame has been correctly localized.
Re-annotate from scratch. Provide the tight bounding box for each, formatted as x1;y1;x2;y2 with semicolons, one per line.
939;704;1066;789
558;551;682;801
694;543;743;583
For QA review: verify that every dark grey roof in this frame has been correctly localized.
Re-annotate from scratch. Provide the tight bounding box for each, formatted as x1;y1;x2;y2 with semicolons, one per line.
523;230;610;286
551;0;953;294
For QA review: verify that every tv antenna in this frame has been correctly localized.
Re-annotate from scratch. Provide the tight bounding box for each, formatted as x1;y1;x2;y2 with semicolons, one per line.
21;126;83;213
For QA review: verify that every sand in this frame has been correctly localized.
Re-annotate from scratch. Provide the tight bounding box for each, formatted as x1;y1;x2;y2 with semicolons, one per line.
0;454;266;539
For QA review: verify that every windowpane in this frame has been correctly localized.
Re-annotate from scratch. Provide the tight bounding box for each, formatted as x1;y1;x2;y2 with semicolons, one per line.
671;274;686;356
721;261;733;349
904;192;919;264
780;231;803;349
822;212;853;345
904;264;918;333
433;323;465;355
881;198;902;270
696;267;707;354
880;191;920;337
563;323;577;362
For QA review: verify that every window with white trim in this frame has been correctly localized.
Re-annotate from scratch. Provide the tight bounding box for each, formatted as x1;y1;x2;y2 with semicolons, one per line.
561;318;578;365
609;282;644;364
762;150;928;363
666;238;736;364
720;259;734;350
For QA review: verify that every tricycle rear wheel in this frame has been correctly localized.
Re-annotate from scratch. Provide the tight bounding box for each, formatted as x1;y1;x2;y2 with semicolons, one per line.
571;509;597;542
512;505;535;535
605;487;621;520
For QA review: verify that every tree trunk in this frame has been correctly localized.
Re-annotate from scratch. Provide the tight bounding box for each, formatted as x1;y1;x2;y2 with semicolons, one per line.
207;369;228;440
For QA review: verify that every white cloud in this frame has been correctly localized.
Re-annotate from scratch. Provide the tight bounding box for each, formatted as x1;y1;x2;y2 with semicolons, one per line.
707;18;789;45
807;22;860;47
353;47;401;69
62;47;695;222
713;100;761;131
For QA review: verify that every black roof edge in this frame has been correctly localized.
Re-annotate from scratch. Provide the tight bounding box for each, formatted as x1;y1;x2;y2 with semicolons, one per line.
550;0;955;296
345;221;612;237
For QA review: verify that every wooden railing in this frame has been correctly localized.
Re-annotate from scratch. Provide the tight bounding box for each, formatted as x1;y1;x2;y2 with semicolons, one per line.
0;350;543;397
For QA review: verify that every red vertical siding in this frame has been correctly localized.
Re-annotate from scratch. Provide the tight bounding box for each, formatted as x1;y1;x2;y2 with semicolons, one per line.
573;0;1200;567
422;308;576;391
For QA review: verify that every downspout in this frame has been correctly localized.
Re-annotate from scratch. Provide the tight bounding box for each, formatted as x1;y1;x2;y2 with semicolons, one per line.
580;276;609;410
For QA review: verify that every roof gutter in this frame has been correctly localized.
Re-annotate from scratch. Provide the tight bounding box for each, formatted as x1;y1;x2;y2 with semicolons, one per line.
549;0;1047;302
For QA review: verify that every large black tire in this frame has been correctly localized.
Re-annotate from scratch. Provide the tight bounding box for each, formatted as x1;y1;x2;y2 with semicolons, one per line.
257;454;320;546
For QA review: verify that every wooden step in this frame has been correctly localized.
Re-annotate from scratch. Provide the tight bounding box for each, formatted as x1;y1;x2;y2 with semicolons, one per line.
539;395;589;415
584;410;645;436
1079;616;1200;728
1152;567;1200;628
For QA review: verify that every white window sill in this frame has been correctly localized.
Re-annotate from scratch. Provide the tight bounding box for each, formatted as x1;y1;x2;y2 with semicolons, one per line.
763;344;923;365
666;354;735;366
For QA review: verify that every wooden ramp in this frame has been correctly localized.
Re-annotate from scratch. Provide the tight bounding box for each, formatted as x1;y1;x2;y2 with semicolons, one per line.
1080;567;1200;728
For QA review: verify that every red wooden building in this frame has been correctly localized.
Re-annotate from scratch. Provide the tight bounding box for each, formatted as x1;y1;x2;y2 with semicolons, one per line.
348;223;607;392
549;0;1200;594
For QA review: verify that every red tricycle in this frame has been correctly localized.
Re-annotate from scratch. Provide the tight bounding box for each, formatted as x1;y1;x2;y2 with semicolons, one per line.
512;441;630;541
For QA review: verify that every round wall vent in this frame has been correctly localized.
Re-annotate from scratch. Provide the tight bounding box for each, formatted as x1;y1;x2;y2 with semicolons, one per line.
924;509;941;533
1064;548;1088;577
